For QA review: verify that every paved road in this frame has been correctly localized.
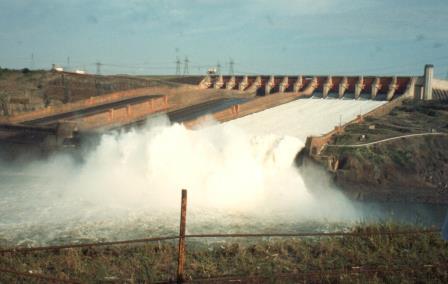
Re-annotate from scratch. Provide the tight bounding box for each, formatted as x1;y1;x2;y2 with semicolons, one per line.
168;98;248;123
326;132;448;148
106;97;249;131
23;95;162;126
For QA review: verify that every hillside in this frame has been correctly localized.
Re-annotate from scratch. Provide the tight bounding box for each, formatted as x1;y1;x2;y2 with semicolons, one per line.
321;100;448;203
0;68;203;115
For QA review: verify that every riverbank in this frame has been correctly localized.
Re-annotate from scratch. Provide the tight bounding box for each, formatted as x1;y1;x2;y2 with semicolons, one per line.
319;100;448;204
1;224;446;283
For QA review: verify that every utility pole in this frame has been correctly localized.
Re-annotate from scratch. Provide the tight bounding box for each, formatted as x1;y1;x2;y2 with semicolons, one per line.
62;73;71;103
228;58;235;75
183;56;189;76
217;61;221;75
31;53;35;70
67;56;71;70
176;57;181;76
96;61;102;75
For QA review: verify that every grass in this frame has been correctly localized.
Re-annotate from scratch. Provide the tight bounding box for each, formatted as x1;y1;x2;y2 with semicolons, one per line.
328;100;448;147
323;100;448;173
1;224;447;283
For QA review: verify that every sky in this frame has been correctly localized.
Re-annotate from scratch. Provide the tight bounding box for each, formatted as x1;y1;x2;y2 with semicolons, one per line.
0;0;448;77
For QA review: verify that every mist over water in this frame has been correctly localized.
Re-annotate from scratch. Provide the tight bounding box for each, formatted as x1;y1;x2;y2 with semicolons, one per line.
0;114;361;246
0;99;443;246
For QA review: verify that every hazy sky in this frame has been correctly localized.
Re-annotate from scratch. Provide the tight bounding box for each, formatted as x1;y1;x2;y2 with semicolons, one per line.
1;0;448;77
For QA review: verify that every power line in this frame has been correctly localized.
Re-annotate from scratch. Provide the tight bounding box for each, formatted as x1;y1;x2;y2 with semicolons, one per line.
30;53;34;69
229;58;235;75
216;61;221;75
183;56;189;76
96;61;102;75
234;69;262;75
176;57;181;75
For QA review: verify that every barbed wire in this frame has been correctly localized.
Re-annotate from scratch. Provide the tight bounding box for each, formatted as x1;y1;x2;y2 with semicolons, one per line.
0;228;440;255
184;229;439;239
0;236;179;254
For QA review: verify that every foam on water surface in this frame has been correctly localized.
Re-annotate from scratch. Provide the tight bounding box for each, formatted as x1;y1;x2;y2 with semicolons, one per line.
0;98;387;245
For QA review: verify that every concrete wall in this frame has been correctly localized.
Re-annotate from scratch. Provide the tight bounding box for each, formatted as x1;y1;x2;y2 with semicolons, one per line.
1;88;157;124
182;92;306;128
433;79;448;90
202;75;418;100
76;96;168;131
304;94;410;156
362;94;409;118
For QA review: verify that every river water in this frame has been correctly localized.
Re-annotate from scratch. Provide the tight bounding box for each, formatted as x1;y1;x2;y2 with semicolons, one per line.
0;97;446;247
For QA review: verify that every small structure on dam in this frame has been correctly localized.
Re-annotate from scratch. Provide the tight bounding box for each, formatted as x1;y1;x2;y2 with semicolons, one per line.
199;65;448;101
201;74;418;100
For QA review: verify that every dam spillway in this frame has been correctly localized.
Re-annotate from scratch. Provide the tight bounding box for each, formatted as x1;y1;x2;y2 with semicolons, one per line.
221;97;386;141
1;65;447;246
0;96;390;246
201;75;418;100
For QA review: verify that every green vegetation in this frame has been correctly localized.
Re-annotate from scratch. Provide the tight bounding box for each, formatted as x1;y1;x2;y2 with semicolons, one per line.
330;100;448;147
1;224;447;283
320;100;448;203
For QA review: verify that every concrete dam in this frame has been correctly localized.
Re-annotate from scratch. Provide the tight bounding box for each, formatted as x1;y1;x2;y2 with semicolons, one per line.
1;65;448;245
201;74;416;100
200;65;446;101
0;65;446;150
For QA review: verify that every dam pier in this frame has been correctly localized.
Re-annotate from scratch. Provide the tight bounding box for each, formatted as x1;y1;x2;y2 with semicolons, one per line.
0;65;447;151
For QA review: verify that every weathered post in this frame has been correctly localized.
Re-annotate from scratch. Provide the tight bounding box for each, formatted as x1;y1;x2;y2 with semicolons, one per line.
177;189;188;283
423;64;434;101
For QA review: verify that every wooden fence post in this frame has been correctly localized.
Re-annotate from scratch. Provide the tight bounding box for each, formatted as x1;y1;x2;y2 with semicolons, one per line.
177;189;187;283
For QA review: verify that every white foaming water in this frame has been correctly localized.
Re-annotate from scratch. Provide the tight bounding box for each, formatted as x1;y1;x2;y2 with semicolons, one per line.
0;98;386;246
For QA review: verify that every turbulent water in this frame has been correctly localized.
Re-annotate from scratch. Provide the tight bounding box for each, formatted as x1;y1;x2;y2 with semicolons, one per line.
0;98;441;247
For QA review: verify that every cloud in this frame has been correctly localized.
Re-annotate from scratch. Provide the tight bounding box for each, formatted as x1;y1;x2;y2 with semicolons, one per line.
433;42;444;48
265;15;274;26
1;0;448;74
252;0;378;15
86;15;98;24
415;34;426;42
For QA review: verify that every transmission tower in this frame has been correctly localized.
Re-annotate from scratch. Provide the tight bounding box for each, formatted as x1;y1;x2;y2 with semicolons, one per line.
96;61;102;75
228;58;235;75
217;61;221;75
183;56;189;76
31;53;35;69
176;57;181;75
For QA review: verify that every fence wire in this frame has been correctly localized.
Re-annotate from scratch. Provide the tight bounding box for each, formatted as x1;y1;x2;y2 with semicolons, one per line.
0;228;440;255
0;228;443;283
